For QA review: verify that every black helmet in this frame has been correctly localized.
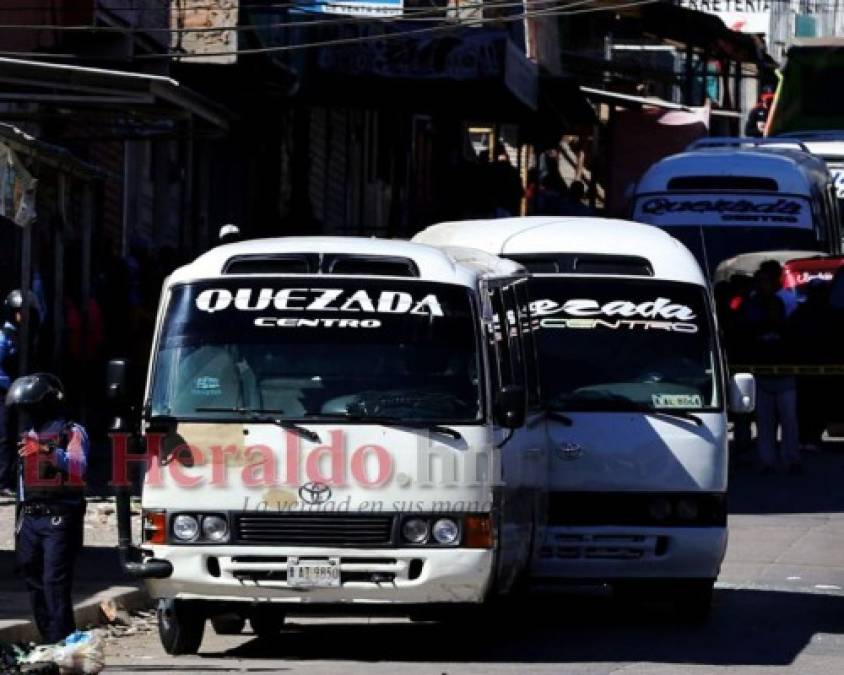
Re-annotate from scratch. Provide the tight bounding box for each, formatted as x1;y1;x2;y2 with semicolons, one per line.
5;373;65;408
4;290;38;311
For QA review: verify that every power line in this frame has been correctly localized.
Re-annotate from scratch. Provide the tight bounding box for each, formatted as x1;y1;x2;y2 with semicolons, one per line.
150;0;659;59
0;0;834;11
0;0;563;34
0;0;570;37
0;4;516;34
0;0;657;61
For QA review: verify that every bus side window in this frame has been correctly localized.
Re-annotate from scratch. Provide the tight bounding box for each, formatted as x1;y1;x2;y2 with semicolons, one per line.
502;285;525;391
487;286;512;393
512;281;540;408
488;283;528;401
821;184;832;245
811;185;827;246
828;183;842;251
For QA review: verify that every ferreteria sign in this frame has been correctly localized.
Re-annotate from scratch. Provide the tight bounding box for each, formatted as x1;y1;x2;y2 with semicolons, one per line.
633;194;813;228
674;0;770;41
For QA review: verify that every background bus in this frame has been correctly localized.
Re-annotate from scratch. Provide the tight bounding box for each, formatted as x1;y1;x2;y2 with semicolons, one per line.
631;144;840;275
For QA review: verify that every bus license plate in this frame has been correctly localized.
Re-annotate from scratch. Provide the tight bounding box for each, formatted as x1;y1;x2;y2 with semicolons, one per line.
287;557;341;588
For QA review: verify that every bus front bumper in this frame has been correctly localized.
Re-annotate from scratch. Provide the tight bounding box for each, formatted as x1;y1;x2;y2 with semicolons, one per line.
143;545;494;605
531;525;728;581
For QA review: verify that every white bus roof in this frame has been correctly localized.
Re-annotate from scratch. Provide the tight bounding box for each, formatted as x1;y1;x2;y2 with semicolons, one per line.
413;217;706;286
635;147;831;196
168;236;523;289
795;140;844;161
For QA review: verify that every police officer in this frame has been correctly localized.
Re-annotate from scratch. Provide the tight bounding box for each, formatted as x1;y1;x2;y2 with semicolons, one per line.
6;373;89;644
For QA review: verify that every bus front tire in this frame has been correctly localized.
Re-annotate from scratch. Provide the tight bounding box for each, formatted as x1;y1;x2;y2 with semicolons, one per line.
157;599;205;655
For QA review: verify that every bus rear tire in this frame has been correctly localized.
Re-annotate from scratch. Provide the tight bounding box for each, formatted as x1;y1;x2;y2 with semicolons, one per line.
157;599;205;655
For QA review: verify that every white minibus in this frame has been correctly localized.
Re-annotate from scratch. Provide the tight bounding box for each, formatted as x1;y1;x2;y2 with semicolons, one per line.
414;217;756;619
109;237;547;654
631;142;840;275
776;131;844;223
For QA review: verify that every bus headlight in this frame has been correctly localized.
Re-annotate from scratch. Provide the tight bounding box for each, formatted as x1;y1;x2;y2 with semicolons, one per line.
649;498;673;521
172;514;200;542
676;498;700;521
201;515;229;542
431;518;460;545
401;517;429;544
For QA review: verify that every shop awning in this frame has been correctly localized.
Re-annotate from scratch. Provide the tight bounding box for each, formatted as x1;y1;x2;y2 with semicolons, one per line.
638;5;768;65
0;56;231;131
582;86;741;118
766;40;844;135
0;122;104;180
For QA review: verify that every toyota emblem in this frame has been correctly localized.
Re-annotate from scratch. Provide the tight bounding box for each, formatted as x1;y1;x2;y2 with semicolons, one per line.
299;481;332;505
557;442;585;460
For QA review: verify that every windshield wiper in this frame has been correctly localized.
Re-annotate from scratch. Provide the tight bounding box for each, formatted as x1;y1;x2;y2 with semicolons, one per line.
308;412;463;441
547;398;703;427
653;409;704;426
358;391;472;411
603;400;704;427
544;407;574;426
195;407;321;443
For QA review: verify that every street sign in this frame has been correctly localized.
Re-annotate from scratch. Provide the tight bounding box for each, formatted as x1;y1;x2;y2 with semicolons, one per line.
674;1;771;43
296;0;403;17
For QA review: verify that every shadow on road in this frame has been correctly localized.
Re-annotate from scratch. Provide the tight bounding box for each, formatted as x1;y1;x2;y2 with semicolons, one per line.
0;544;129;623
729;441;844;515
191;588;844;667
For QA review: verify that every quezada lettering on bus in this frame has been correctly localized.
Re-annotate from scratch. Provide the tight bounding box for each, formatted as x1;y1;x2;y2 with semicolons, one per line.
531;297;698;333
195;287;445;316
640;197;803;217
531;297;697;320
254;317;382;329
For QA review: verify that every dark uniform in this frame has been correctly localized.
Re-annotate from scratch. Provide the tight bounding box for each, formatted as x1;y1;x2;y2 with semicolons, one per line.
6;373;89;644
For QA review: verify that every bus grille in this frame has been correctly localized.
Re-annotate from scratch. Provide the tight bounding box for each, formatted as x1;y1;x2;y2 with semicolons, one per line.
233;513;395;547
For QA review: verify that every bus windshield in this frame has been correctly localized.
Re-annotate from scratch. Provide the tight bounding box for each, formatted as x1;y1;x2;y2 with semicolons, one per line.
149;278;482;423
668;226;823;275
530;277;721;413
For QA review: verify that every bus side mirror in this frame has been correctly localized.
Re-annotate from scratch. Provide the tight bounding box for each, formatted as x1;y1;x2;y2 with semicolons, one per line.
107;358;139;435
495;385;526;429
106;358;130;403
729;373;756;414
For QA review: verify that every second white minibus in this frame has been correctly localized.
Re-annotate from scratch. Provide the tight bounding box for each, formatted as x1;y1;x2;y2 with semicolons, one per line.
415;217;756;619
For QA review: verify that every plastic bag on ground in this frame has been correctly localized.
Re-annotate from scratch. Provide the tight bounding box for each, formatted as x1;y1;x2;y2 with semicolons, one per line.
51;631;105;675
21;644;56;665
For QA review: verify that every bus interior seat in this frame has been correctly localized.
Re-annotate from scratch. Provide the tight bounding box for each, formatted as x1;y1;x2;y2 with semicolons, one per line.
172;346;244;414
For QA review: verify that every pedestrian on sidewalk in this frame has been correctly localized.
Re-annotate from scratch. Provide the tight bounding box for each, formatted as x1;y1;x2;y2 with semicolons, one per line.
487;142;524;217
6;373;90;644
741;264;801;473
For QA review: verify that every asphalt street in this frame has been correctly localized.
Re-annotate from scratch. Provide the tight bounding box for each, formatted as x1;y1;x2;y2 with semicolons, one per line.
101;445;844;674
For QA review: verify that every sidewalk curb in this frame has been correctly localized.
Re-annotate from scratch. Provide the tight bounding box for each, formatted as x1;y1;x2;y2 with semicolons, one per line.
0;587;152;644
